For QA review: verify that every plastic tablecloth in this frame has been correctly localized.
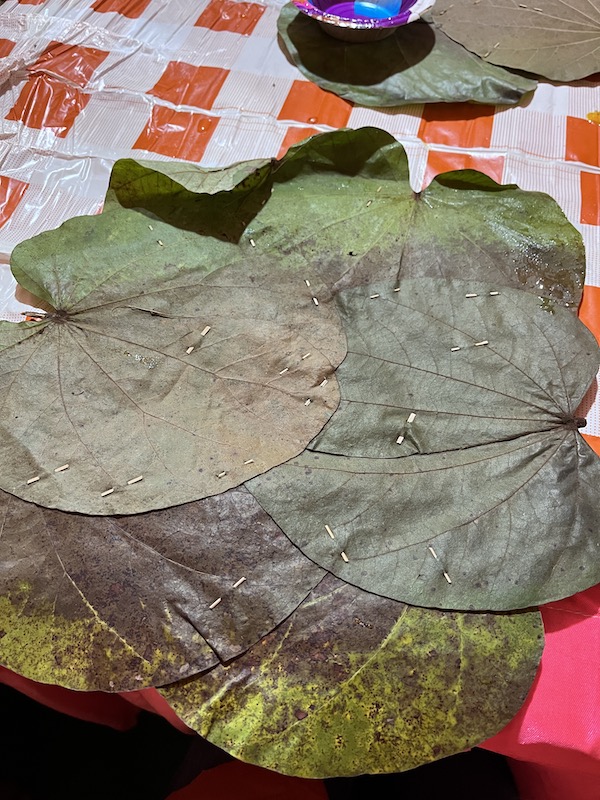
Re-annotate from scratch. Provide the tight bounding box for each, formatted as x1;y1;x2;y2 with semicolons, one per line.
0;1;600;798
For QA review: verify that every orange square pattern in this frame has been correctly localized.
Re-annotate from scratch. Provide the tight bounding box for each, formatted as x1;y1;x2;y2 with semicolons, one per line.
195;0;265;35
0;40;16;58
277;126;319;158
579;284;600;345
92;0;153;17
580;171;600;225
583;433;600;457
5;75;90;139
278;81;351;129
418;104;495;149
134;106;219;161
18;0;46;4
32;41;110;89
0;176;28;229
566;116;599;167
423;150;505;189
149;62;229;109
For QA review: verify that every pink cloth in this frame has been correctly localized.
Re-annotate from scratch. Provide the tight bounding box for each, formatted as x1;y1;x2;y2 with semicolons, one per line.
482;585;600;799
0;664;139;731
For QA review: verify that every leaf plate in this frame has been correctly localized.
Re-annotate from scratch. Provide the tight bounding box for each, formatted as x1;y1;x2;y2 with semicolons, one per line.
278;6;537;106
161;574;543;777
0;487;324;691
248;278;600;611
0;201;345;515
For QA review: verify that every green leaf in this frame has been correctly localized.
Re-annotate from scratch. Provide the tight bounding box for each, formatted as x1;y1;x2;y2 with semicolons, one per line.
431;0;600;82
160;574;543;778
0;488;324;691
109;157;273;240
108;129;585;310
278;7;537;106
250;129;584;309
248;279;600;611
1;201;345;515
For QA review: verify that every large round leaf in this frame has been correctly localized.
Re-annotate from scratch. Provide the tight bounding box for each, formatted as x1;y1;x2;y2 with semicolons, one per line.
109;129;586;311
161;574;543;777
0;487;324;691
431;0;600;82
248;279;600;611
278;7;537;107
255;130;585;308
1;202;345;515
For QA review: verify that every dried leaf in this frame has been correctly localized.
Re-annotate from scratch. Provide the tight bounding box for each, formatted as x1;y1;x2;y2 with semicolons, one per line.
109;130;585;310
431;0;600;82
161;575;543;777
248;279;600;610
1;202;345;515
109;157;273;239
278;7;537;106
0;487;324;691
255;129;585;308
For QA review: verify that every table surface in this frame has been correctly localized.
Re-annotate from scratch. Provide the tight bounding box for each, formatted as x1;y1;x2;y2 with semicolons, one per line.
0;1;599;798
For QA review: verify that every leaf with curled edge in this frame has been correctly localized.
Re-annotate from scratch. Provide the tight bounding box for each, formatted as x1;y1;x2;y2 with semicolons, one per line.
109;156;273;240
246;129;585;309
0;487;324;691
248;278;600;611
0;200;345;515
107;129;586;312
277;6;537;107
431;0;600;82
160;574;543;777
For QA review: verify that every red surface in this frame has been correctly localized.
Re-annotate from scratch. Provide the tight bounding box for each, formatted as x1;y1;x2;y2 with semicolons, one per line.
580;171;600;225
149;63;229;109
566;116;600;168
122;688;192;735
92;0;153;17
482;586;600;799
0;39;16;58
32;41;109;88
0;665;139;731
418;103;495;149
195;0;266;34
6;75;90;138
0;175;28;228
278;81;352;127
423;150;505;188
277;125;319;158
133;106;219;160
167;760;329;800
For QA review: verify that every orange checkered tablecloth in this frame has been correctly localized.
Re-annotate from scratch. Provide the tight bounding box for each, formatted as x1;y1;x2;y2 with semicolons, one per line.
1;0;600;796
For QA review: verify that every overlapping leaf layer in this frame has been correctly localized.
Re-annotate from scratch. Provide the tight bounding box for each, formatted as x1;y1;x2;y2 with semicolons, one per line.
1;128;596;777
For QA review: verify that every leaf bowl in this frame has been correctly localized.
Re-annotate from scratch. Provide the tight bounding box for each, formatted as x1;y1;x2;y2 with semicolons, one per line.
292;0;436;42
